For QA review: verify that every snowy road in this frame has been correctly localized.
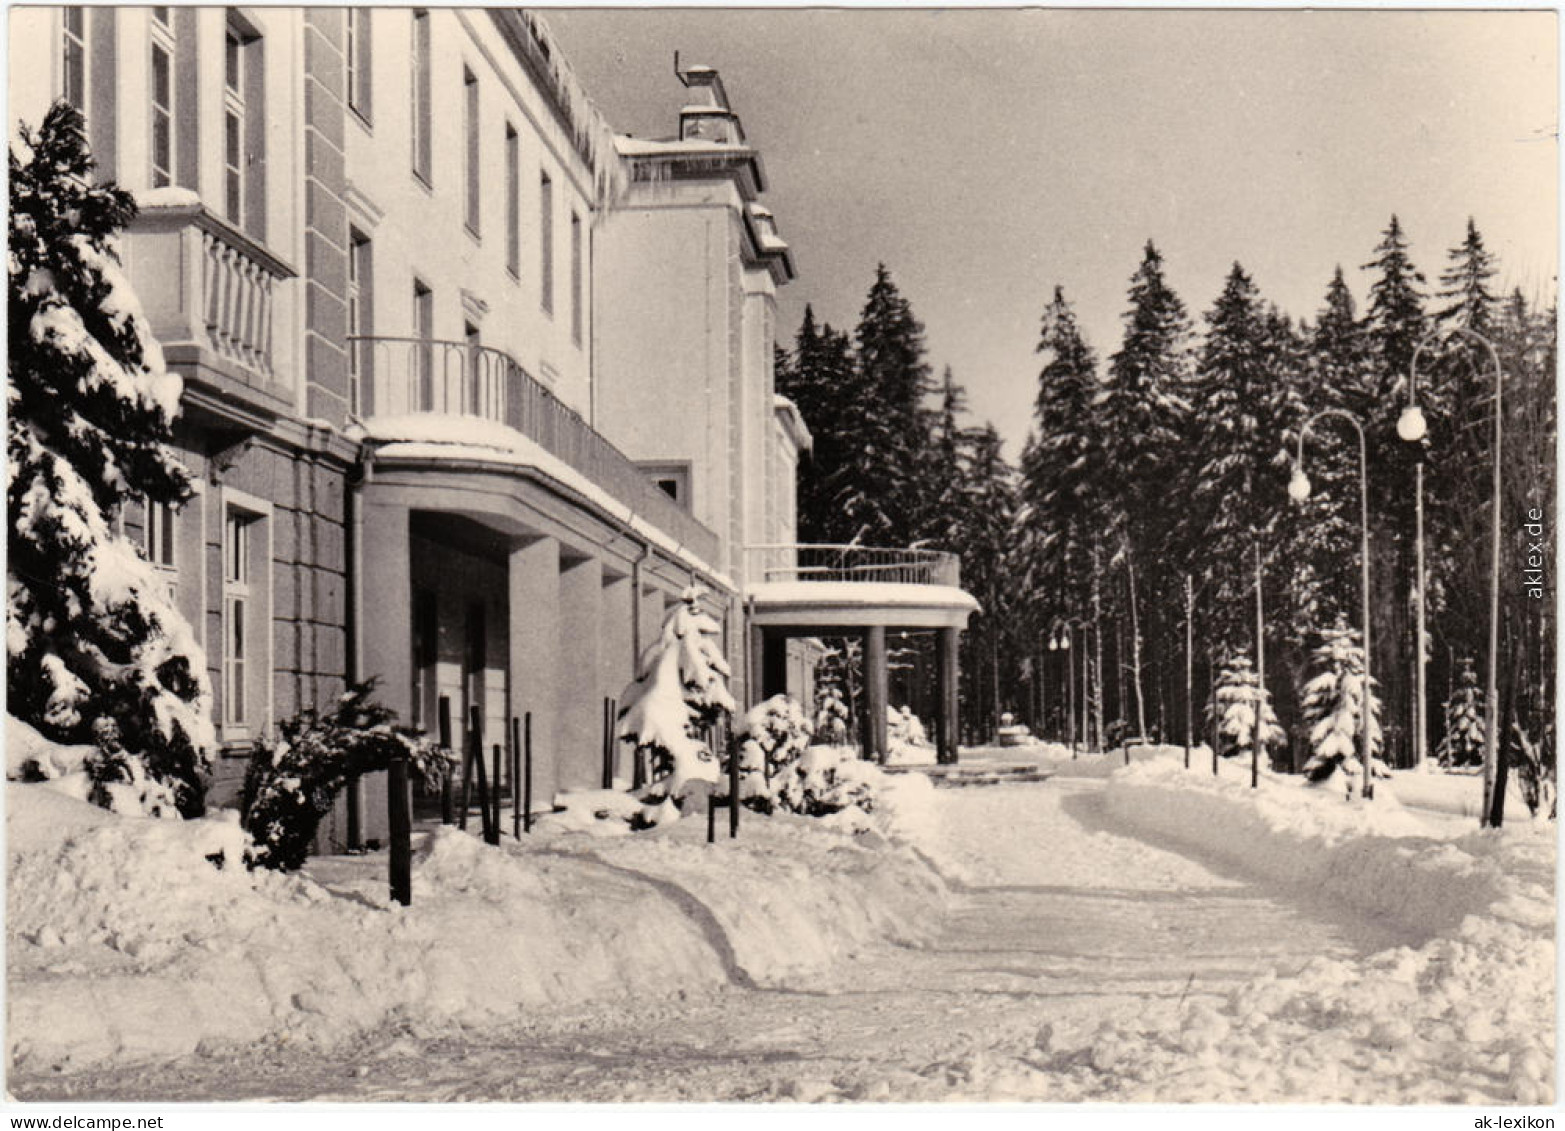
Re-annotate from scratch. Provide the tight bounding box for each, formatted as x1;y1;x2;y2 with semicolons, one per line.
20;775;1423;1103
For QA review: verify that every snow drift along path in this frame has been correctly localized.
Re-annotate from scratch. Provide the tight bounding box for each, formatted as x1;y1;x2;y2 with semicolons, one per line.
19;769;1507;1105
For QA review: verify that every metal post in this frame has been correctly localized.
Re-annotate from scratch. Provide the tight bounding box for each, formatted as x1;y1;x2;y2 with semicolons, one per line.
1253;545;1264;789
470;706;497;845
388;750;411;906
1413;459;1428;769
707;789;716;844
1359;424;1374;802
491;743;503;837
1184;575;1194;771
438;696;453;825
1066;628;1077;760
458;709;473;832
728;719;740;838
523;711;533;834
511;716;521;840
602;697;615;789
1483;352;1504;827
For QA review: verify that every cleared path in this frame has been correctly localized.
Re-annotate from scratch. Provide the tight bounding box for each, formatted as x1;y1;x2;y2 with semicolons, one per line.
21;777;1415;1102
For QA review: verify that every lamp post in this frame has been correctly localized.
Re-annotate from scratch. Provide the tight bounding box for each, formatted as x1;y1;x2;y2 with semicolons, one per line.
1049;617;1087;759
1402;328;1506;825
1184;574;1195;771
1290;408;1376;801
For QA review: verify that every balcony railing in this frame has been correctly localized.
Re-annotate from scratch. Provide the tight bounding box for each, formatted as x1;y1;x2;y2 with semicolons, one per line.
746;544;962;588
350;335;718;563
125;200;295;417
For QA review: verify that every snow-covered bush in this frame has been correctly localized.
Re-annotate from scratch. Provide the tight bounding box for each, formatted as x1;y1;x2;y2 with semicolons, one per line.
1211;653;1284;762
8;102;213;817
812;679;849;745
730;694;813;807
616;586;736;824
1299;625;1387;795
773;745;882;820
240;681;451;870
1436;658;1485;769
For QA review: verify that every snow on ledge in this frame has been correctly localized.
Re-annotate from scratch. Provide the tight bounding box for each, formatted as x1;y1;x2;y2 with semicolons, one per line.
358;415;730;590
747;580;979;611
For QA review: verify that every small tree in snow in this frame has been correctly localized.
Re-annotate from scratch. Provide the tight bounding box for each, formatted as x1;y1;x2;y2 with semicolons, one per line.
813;678;849;745
730;694;813;809
8;103;213;817
1300;624;1387;793
1211;652;1284;763
617;586;736;821
1435;658;1485;769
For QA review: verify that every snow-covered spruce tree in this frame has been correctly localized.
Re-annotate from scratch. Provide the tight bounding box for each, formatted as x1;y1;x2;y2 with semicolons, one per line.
812;676;849;745
1435;658;1485;769
8;102;213;817
616;586;736;824
1300;624;1387;793
1211;652;1284;763
241;681;451;871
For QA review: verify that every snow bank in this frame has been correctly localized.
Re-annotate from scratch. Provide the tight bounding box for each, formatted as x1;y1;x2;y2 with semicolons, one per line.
8;778;946;1074
1099;756;1550;935
1031;756;1557;1104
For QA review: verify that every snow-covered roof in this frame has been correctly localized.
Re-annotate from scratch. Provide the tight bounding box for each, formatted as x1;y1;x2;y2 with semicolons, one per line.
357;415;731;591
615;135;759;161
772;395;812;453
748;581;979;611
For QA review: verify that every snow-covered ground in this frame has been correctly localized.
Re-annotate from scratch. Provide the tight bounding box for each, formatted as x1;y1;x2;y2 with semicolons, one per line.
9;743;1554;1105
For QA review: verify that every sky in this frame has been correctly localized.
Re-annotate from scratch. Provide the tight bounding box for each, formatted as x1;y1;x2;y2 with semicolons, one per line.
545;8;1558;460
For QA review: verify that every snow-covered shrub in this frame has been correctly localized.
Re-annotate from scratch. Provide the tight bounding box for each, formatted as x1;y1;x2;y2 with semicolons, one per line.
241;681;451;870
730;694;813;808
616;586;736;825
1210;652;1284;762
773;745;882;819
8;103;213;817
1299;625;1388;795
1436;658;1485;769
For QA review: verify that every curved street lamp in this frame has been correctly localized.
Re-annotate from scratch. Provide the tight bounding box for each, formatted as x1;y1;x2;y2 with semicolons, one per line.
1290;408;1376;801
1049;616;1089;760
1404;328;1506;825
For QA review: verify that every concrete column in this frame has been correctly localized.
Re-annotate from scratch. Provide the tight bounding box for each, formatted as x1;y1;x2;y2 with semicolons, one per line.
864;625;889;762
761;629;789;700
557;554;603;791
354;499;411;842
509;536;561;809
936;626;960;765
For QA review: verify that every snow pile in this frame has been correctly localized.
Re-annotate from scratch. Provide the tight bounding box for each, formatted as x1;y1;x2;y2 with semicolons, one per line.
8;775;946;1074
1026;757;1557;1104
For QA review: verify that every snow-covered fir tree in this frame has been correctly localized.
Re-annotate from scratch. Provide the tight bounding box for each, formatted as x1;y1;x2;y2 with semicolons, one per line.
8;102;213;817
1300;623;1387;793
1211;652;1284;762
1435;658;1485;769
617;586;736;821
776;307;858;544
1360;214;1428;398
1436;217;1499;337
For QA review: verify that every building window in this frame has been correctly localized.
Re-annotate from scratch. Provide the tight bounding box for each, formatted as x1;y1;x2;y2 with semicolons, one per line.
463;67;479;235
222;510;254;729
223;27;245;223
144;496;175;569
149;18;175;188
411;9;431;184
413;279;433;411
504;124;519;277
347;229;372;415
539;171;553;315
345;7;371;122
570;212;583;346
62;7;86;110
